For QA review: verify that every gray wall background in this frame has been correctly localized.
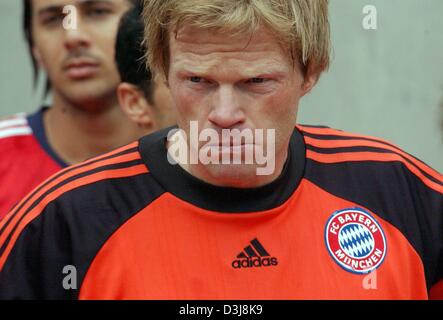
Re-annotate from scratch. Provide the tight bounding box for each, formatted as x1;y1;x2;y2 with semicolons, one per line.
1;0;442;172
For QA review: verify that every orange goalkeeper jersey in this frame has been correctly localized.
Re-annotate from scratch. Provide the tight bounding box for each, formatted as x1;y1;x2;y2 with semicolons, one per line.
0;125;442;299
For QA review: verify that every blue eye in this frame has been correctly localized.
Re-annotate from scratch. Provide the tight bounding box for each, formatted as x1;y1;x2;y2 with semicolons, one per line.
190;76;202;83
248;78;266;84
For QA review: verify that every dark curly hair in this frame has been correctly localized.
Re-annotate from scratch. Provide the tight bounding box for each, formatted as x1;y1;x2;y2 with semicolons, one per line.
115;2;154;104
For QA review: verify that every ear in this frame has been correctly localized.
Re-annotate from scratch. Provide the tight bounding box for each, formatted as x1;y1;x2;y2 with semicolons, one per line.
117;82;155;128
300;65;321;97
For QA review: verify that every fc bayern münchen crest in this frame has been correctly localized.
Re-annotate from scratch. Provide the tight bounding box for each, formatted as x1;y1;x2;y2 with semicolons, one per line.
325;207;387;274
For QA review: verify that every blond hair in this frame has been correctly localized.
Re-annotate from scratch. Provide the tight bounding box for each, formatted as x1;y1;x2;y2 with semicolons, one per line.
142;0;330;77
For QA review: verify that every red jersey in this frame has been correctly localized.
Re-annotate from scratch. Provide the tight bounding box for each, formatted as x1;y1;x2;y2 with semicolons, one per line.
0;125;442;299
0;108;66;218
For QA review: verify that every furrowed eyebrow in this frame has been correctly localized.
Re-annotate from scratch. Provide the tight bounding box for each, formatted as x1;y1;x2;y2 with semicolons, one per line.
178;68;285;81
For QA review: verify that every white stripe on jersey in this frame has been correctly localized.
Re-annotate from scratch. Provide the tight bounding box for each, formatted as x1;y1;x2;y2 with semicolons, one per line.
0;126;32;139
0;117;28;130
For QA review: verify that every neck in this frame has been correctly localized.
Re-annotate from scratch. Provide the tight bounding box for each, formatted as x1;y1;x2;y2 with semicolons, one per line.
139;126;305;213
44;91;144;165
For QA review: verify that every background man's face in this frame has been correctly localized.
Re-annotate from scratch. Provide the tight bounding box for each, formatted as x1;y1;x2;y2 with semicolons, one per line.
31;0;131;109
168;25;311;186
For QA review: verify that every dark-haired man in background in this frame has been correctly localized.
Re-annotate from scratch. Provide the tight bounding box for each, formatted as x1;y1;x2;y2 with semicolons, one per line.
0;0;141;217
115;6;175;135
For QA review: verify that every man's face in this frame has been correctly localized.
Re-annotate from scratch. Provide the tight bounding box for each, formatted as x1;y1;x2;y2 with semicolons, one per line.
168;25;315;187
31;0;131;109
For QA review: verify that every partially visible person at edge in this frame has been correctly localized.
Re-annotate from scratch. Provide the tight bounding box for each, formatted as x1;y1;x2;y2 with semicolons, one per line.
0;0;442;300
0;0;140;218
115;4;176;138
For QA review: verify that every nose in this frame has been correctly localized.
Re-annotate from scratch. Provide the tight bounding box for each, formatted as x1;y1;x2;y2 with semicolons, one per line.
64;18;91;51
208;85;245;129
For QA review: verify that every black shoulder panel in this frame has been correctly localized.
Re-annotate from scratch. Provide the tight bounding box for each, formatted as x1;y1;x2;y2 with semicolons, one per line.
0;171;165;299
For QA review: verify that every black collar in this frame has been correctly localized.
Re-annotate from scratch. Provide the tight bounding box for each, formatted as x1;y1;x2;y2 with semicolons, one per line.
27;106;69;168
139;127;306;213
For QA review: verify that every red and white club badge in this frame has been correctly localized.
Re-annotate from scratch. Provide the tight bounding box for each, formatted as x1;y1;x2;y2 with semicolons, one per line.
325;207;387;274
